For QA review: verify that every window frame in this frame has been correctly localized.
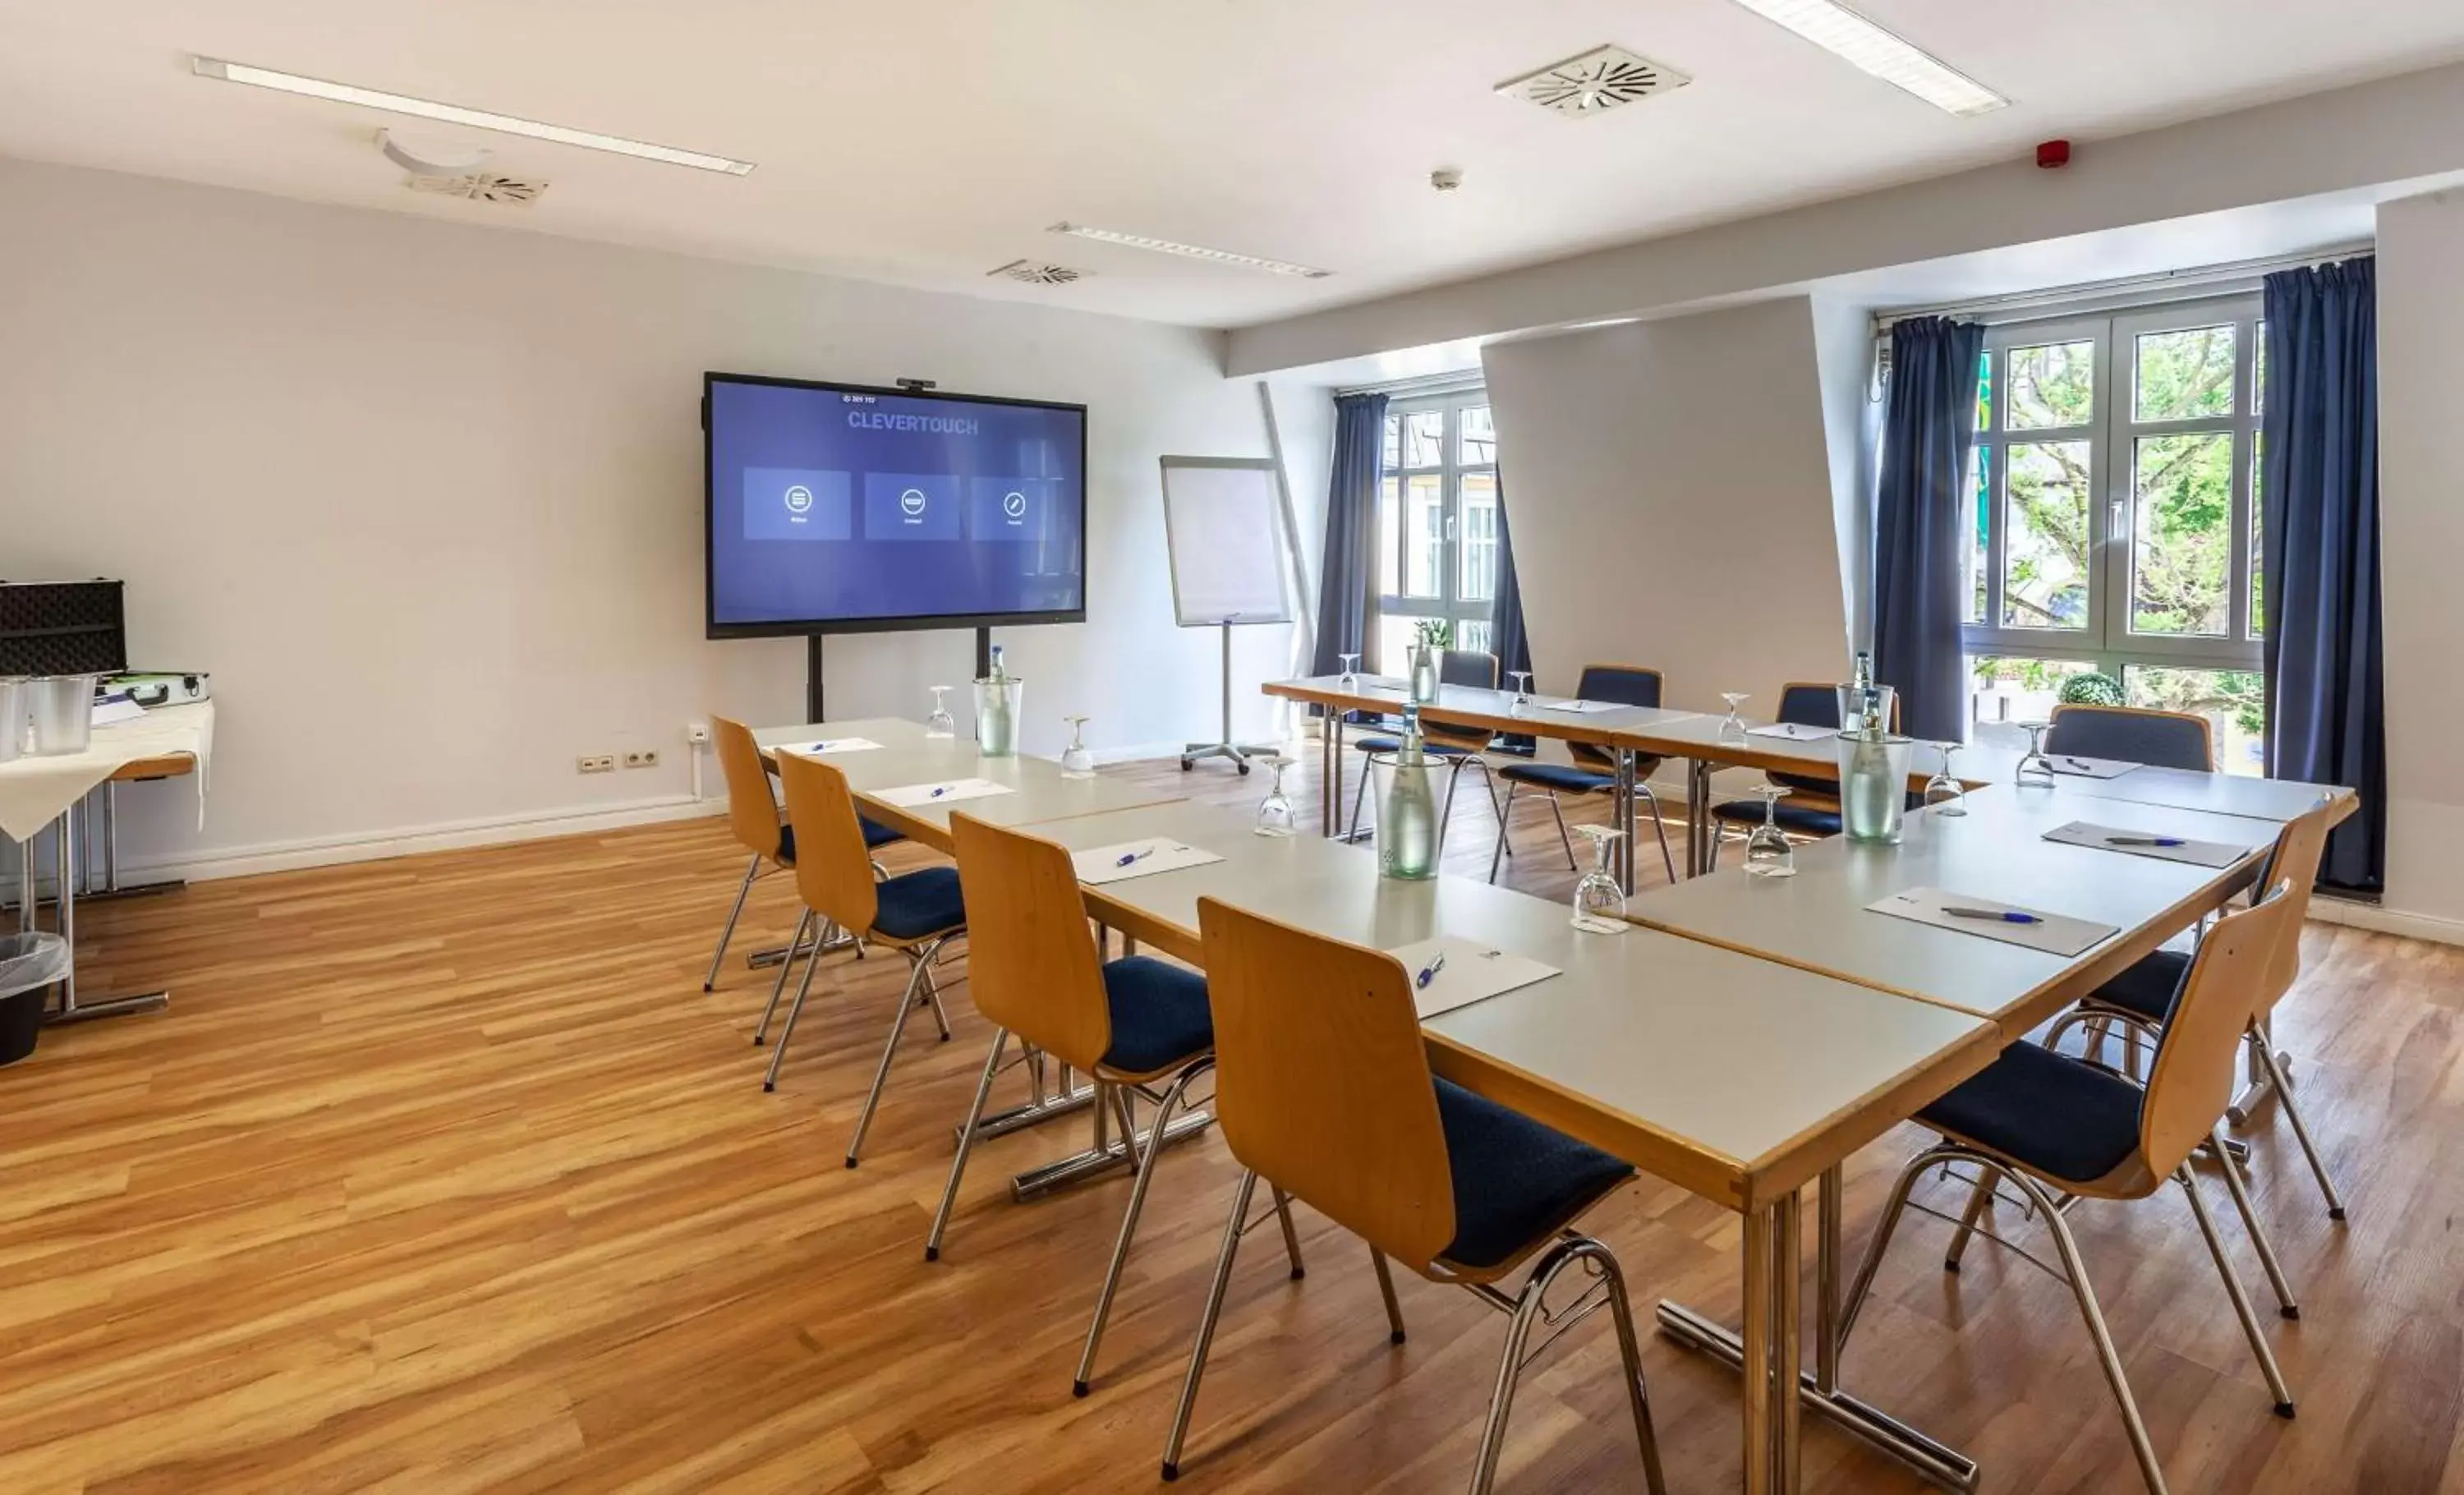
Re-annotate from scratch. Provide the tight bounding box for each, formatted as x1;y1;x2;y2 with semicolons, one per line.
1374;389;1496;666
1962;292;2264;685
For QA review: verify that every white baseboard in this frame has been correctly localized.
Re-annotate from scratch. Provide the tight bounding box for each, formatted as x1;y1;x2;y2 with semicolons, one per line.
2303;895;2464;948
123;794;725;885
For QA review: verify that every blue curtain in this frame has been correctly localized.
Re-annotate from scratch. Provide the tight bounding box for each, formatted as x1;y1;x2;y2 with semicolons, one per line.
2263;258;2384;894
1311;393;1386;679
1487;474;1533;679
1872;315;1985;743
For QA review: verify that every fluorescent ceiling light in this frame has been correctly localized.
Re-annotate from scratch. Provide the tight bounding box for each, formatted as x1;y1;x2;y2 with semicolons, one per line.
191;56;756;175
1726;0;2007;117
1049;223;1331;279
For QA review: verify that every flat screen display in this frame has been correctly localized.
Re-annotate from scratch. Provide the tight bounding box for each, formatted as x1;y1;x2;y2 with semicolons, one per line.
704;374;1088;636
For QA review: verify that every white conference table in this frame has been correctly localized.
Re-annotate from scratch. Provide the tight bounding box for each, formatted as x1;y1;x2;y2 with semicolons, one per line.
995;795;1997;1495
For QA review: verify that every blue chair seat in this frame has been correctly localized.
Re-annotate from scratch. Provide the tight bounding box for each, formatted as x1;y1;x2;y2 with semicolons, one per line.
1710;799;1847;838
869;865;966;941
1498;761;1615;795
2085;950;2190;1024
1917;1043;2145;1186
1433;1077;1634;1271
1354;736;1473;758
1098;955;1213;1076
775;817;902;865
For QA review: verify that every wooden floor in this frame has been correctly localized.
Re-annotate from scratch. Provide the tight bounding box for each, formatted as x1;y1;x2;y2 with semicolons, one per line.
9;749;2460;1494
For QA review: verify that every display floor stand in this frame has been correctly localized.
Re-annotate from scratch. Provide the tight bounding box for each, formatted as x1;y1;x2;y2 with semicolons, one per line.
1181;623;1280;775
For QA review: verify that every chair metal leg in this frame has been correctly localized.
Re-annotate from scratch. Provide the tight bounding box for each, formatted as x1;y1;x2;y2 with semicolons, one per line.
919;961;954;1041
1439;759;1464;851
844;945;938;1168
1635;785;1678;886
1074;1058;1213;1396
752;908;814;1046
1547;794;1579;872
2255;1039;2347;1221
2204;1131;2300;1320
925;1029;1010;1262
2002;1165;2171;1495
2041;1009;2092;1059
1347;755;1375;840
761;928;824;1089
1942;1166;2001;1272
1469;1237;1667;1495
1271;1186;1306;1279
705;854;761;991
2179;1148;2297;1416
1161;1170;1258;1482
1487;782;1519;884
1371;1249;1406;1345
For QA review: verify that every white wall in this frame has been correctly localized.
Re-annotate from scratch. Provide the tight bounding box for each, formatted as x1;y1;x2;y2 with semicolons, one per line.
0;156;1305;879
1481;297;1853;723
2372;187;2464;938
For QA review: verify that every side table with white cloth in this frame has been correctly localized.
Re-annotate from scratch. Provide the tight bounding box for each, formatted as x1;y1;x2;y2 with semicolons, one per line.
0;701;213;1024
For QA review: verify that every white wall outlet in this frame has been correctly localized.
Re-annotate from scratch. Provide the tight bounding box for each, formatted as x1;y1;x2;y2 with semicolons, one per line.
578;753;616;774
685;722;711;746
623;748;660;769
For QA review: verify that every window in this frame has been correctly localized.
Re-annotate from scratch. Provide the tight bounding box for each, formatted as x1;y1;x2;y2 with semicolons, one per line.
1961;296;2267;773
1376;391;1497;669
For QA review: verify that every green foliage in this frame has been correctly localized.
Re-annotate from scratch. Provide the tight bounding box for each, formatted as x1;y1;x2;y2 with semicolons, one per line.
2058;673;2126;707
1412;619;1453;649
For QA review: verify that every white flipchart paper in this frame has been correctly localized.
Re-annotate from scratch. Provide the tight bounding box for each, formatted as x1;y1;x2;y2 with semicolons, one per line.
1386;934;1562;1019
1865;887;2118;958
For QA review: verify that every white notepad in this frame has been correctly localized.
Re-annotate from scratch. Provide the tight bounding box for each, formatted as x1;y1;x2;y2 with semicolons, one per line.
1386;935;1562;1019
1866;887;2118;958
1072;839;1225;886
873;777;1013;809
1534;698;1624;715
2042;821;2257;869
777;736;884;756
1746;721;1835;742
2047;754;2137;780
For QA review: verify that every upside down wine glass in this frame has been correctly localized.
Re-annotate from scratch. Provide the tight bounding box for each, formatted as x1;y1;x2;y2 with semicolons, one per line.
1337;653;1362;692
1570;824;1627;933
925;686;957;739
1060;715;1096;779
2015;721;2057;789
1924;742;1967;816
1508;670;1533;715
1719;692;1750;743
1745;784;1795;878
1253;753;1297;837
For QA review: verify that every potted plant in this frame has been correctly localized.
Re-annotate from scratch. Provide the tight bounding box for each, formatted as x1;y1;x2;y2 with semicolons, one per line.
1407;619;1451;703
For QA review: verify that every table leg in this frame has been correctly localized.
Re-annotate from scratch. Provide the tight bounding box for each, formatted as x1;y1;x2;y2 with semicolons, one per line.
44;809;170;1026
1614;749;1638;895
1776;1190;1803;1495
1687;759;1714;877
1817;1164;1842;1394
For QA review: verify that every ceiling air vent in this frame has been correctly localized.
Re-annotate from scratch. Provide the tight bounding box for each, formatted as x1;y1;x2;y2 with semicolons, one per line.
406;172;548;205
987;260;1087;286
1496;44;1691;117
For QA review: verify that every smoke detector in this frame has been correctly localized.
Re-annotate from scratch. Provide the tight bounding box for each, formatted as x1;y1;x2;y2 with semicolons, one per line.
987;260;1087;286
406;172;548;205
1496;44;1691;117
378;128;492;177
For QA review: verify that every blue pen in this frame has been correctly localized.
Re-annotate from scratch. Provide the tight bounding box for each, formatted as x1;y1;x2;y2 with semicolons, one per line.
930;784;950;798
1115;844;1155;867
2105;835;2186;849
1416;952;1446;988
1944;906;2043;925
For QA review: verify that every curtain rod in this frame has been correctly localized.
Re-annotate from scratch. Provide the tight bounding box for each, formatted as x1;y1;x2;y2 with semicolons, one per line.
1873;241;2374;332
1334;369;1487;400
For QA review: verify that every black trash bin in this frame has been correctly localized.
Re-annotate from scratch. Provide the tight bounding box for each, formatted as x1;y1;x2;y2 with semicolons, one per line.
0;933;69;1066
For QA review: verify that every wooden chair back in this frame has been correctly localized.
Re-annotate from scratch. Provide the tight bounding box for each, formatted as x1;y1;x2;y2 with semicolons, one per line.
2047;703;2215;772
2254;800;2333;1014
710;715;786;862
774;751;881;936
1196;898;1457;1269
1423;650;1499;752
1568;665;1663;771
2138;885;2300;1177
949;814;1112;1071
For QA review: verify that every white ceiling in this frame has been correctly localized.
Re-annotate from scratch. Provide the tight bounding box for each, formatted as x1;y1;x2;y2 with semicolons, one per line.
5;2;2462;329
